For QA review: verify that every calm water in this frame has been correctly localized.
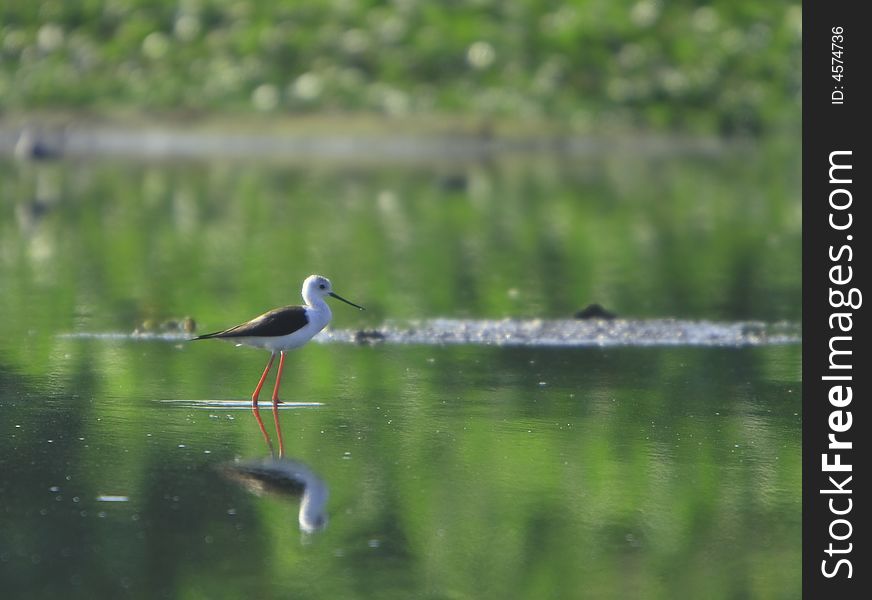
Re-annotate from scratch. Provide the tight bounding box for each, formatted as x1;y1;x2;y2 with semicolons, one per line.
1;139;800;599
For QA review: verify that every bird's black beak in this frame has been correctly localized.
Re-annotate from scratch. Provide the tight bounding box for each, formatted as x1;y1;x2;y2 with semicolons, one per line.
329;292;365;310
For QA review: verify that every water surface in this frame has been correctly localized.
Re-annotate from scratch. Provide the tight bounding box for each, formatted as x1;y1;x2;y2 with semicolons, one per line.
0;140;800;599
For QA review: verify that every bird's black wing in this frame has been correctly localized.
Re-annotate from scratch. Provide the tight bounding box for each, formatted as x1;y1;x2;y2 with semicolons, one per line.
193;306;309;339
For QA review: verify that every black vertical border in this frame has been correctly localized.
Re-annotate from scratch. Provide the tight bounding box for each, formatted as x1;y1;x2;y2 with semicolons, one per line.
803;2;868;597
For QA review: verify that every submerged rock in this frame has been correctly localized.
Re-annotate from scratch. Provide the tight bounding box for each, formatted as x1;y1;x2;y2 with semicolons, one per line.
574;303;617;320
355;329;386;345
133;316;197;336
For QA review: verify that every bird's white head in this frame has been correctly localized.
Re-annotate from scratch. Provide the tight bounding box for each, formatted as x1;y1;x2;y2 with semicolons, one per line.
302;274;333;302
301;275;365;310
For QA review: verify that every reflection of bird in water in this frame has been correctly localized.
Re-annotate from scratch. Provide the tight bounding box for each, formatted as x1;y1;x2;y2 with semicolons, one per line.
193;274;364;453
222;458;329;533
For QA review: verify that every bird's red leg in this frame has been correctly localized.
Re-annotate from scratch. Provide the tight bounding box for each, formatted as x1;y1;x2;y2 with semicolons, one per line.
251;353;276;454
271;351;286;404
252;352;276;405
272;351;286;458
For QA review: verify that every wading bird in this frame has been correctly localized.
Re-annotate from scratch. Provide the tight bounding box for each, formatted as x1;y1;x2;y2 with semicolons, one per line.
193;274;364;451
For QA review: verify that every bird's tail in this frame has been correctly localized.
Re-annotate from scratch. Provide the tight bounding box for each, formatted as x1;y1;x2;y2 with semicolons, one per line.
190;331;224;341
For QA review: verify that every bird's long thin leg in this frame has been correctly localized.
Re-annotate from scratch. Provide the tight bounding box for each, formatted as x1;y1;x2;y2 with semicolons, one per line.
271;351;286;404
252;352;276;405
251;353;277;454
272;351;286;458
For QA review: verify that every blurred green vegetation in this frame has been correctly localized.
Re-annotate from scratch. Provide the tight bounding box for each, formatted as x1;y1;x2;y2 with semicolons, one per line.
1;0;801;135
2;142;799;375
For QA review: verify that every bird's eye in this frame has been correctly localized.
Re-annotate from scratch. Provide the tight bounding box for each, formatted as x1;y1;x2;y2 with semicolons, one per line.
319;284;326;289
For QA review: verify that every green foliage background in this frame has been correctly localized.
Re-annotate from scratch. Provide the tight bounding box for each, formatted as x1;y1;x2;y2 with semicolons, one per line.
2;0;801;135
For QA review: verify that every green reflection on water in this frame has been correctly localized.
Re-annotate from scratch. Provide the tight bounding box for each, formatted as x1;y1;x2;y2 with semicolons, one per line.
1;145;799;599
